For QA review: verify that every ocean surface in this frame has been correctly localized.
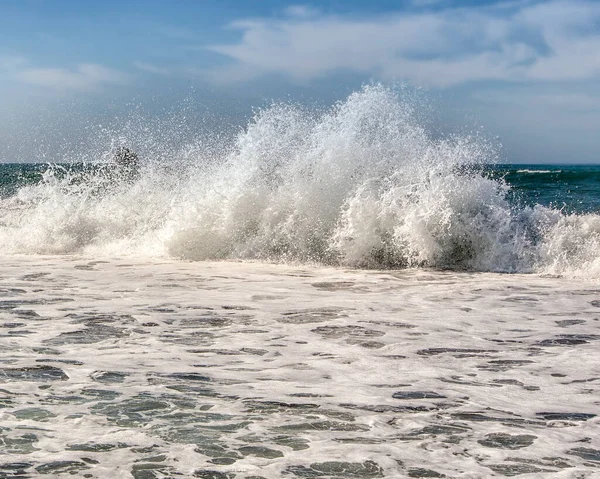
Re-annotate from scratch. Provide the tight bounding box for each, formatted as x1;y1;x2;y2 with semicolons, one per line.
1;85;599;478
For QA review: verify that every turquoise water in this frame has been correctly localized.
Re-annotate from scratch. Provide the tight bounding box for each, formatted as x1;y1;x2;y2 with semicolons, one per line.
490;164;600;214
0;163;47;198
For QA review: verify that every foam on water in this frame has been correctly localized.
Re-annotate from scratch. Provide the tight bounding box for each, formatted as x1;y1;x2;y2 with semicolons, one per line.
0;84;599;277
1;257;600;478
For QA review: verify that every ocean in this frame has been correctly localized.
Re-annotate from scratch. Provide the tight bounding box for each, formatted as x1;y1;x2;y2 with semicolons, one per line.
492;165;600;214
1;85;599;478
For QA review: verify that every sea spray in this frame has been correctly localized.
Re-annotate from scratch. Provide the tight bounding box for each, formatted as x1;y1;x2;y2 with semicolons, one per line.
166;85;521;269
0;84;599;277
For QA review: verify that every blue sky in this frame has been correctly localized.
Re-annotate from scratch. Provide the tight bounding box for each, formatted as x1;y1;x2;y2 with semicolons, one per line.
1;0;599;163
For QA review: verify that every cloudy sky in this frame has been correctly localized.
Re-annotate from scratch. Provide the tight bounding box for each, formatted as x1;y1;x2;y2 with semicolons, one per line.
1;0;599;163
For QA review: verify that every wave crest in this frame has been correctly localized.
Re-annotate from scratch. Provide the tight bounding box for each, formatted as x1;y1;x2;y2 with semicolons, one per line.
1;84;599;278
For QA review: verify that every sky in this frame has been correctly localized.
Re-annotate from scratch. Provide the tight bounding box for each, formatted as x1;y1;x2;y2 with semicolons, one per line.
0;0;599;163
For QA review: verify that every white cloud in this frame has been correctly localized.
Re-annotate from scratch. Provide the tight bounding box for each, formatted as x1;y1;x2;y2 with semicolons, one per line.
473;89;600;111
283;5;320;19
15;63;130;91
133;61;170;75
0;55;28;71
409;0;448;7
205;0;600;88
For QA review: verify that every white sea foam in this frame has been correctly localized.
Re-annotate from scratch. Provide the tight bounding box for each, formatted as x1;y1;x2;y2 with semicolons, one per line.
516;169;560;174
1;256;599;478
0;84;599;278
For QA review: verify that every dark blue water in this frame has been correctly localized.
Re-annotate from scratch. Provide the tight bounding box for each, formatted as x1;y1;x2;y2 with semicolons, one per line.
490;164;600;214
0;163;47;198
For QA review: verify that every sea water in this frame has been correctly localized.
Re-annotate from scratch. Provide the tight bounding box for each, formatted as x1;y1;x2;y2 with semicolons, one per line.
0;85;599;478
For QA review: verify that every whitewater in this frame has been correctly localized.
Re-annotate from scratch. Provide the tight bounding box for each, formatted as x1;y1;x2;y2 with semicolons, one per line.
1;84;599;277
0;85;599;478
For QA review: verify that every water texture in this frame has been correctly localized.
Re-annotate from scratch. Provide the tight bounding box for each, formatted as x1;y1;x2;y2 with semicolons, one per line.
0;258;598;478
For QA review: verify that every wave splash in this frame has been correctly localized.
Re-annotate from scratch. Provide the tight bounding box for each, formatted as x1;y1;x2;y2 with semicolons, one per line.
1;85;599;277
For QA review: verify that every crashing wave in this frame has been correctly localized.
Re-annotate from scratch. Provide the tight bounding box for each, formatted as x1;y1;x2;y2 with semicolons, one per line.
0;84;598;278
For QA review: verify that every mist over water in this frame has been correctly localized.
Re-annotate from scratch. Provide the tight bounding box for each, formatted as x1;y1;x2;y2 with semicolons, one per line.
1;84;599;277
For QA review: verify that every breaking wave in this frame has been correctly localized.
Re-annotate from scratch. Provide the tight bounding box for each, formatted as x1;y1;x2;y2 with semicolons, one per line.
516;169;558;174
1;84;599;278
